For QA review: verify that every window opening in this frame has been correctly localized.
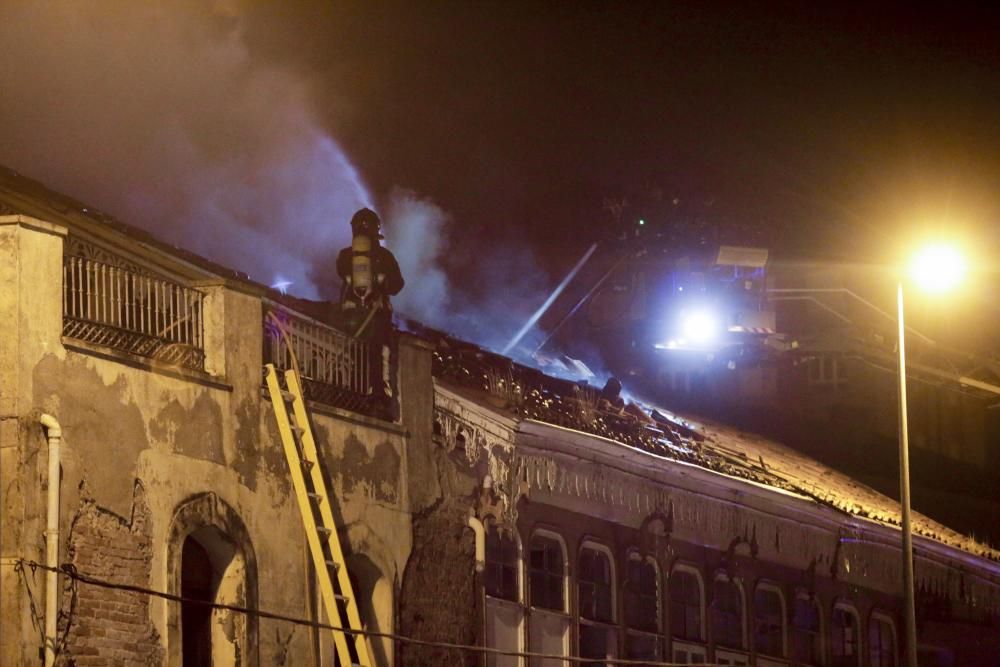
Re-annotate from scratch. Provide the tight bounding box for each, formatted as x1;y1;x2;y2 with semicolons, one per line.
711;576;745;650
832;605;861;667
868;614;896;667
486;528;520;602
624;554;660;662
792;595;823;666
625;556;658;632
669;567;704;642
529;534;565;612
578;547;614;623
753;585;785;658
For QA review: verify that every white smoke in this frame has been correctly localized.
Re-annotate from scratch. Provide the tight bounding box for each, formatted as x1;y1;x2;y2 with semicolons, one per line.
0;1;584;368
0;1;368;298
382;189;451;325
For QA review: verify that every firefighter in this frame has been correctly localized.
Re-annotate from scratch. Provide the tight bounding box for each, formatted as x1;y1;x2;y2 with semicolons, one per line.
336;207;404;337
335;208;404;410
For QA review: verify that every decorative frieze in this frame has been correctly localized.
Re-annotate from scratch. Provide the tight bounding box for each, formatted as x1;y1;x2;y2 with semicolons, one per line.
435;386;1000;613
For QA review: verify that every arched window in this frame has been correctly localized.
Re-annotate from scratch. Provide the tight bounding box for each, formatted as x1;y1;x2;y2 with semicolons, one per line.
668;564;707;664
791;593;823;666
578;542;617;665
668;564;705;642
579;544;614;622
711;574;746;651
529;532;566;611
832;603;861;667
485;527;523;667
487;528;520;602
528;530;569;665
624;552;660;662
753;582;786;658
868;612;896;667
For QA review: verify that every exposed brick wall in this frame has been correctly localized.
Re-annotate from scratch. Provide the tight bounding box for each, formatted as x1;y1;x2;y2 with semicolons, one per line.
59;484;162;666
398;497;481;667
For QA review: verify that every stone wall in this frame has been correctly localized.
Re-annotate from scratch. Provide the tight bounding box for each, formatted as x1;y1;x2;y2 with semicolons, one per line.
398;374;487;667
59;484;162;666
398;494;480;667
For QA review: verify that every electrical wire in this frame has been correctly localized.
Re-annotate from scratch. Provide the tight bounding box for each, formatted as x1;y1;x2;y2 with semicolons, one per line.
15;558;719;667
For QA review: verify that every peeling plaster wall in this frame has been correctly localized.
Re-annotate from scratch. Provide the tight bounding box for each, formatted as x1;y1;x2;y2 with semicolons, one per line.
2;219;431;667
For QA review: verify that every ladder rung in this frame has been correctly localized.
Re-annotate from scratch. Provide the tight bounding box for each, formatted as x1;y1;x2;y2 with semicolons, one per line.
316;526;332;538
334;593;351;603
280;389;295;402
308;492;323;502
325;559;340;571
289;423;304;435
300;459;314;471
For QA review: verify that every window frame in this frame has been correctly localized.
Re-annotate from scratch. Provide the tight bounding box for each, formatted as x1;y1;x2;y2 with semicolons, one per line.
577;540;618;665
528;528;569;614
710;572;747;652
867;611;897;667
752;581;787;659
577;541;617;623
791;591;825;667
668;562;706;644
526;529;570;666
485;525;523;603
623;551;661;661
831;601;862;667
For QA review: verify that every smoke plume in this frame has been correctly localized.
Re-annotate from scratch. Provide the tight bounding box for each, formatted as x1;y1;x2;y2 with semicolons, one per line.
0;1;582;370
0;1;367;298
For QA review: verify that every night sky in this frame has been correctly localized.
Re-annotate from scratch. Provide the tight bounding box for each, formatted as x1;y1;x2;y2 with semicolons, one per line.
2;1;999;336
246;2;1000;257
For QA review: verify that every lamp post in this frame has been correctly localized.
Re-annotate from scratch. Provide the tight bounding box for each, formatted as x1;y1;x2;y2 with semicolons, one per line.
894;279;918;667
897;243;966;667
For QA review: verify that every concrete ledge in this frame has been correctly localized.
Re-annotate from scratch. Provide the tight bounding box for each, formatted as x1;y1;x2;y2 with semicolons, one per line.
260;386;409;436
191;277;268;298
63;339;233;391
0;214;67;237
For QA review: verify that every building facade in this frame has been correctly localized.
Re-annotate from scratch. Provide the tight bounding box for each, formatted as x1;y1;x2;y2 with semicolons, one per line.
2;170;999;666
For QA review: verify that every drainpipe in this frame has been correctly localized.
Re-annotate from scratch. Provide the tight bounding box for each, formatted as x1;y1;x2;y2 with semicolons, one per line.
467;513;485;574
39;414;61;667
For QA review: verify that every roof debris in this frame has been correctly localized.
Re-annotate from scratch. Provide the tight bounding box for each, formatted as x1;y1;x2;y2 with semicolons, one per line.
416;321;1000;563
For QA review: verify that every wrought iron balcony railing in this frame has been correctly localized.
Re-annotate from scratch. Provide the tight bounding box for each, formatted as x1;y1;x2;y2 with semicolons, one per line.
263;302;385;418
62;254;206;370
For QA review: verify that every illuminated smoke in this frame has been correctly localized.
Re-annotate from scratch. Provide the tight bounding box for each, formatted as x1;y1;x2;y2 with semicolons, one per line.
0;1;368;298
0;1;601;376
382;189;451;325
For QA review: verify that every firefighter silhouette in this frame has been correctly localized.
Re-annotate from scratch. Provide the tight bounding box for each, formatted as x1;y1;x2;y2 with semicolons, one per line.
335;208;404;407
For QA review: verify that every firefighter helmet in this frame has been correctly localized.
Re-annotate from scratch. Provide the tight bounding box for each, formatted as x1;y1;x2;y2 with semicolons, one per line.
350;207;384;239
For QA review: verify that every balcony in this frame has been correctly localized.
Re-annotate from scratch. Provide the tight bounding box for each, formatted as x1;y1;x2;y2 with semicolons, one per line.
262;302;388;420
62;251;206;371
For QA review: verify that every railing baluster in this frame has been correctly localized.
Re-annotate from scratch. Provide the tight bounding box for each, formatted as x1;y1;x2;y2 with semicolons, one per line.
61;253;205;370
76;258;82;319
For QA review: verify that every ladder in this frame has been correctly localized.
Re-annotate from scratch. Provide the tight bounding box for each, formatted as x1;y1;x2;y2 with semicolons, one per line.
264;361;374;667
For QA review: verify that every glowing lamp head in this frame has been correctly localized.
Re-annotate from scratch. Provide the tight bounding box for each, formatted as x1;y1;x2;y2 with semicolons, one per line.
908;243;966;294
680;309;718;344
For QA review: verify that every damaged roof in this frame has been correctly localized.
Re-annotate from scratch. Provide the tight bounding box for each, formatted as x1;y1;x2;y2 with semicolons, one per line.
415;320;1000;564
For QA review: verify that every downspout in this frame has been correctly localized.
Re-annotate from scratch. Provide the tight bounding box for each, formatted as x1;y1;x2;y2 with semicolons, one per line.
467;513;485;574
39;414;61;667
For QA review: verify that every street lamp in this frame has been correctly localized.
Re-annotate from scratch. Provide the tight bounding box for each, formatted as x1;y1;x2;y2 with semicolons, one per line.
897;242;967;667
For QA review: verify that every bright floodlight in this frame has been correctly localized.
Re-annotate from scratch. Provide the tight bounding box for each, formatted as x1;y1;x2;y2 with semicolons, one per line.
908;244;967;294
680;310;718;344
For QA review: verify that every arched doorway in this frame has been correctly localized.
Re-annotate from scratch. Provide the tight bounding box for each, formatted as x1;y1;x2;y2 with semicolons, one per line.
181;536;214;667
167;493;258;666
